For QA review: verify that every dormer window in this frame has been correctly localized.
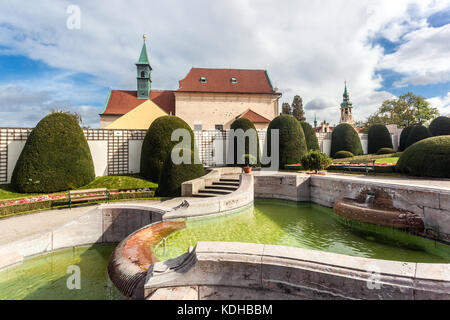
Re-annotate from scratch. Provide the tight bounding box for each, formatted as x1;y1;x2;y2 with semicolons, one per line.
231;77;238;83
200;77;207;83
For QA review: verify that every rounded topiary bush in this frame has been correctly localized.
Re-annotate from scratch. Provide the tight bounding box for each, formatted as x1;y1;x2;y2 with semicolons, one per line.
405;125;431;149
396;136;450;178
12;112;95;193
368;124;393;154
330;123;363;157
140;116;194;182
399;126;413;152
229;118;260;166
301;150;332;173
266;114;308;167
157;148;205;197
300;121;320;151
333;150;354;159
376;147;395;155
429;116;450;136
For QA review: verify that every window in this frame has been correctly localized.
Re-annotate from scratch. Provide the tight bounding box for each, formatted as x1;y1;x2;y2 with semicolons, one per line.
141;71;145;77
200;77;207;83
215;124;223;131
194;123;202;131
231;77;238;83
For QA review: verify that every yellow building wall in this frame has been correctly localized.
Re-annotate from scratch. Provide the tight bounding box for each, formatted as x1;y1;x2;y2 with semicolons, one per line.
105;100;168;130
174;92;279;130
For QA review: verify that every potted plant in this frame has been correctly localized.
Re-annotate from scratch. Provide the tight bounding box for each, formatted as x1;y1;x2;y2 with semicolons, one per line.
241;154;257;173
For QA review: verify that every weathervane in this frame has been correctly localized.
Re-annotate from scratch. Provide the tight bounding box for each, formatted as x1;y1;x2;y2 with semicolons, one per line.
143;34;147;42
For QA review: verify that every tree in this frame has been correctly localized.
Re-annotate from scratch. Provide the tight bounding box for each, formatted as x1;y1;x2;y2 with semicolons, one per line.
229;118;260;166
291;95;306;122
301;150;332;173
367;124;393;154
363;93;439;129
330;123;363;157
429;116;450;136
281;102;291;115
299;121;320;151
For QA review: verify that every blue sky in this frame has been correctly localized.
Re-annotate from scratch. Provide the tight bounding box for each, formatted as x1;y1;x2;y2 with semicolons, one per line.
0;0;449;127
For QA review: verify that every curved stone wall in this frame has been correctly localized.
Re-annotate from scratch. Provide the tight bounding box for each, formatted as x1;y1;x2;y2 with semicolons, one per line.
144;241;450;300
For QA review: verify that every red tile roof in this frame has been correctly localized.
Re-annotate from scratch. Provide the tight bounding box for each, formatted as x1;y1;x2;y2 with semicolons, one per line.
177;68;276;94
237;109;271;123
101;90;175;115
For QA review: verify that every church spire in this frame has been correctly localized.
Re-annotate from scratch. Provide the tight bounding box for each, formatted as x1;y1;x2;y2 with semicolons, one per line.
339;81;354;125
136;34;152;99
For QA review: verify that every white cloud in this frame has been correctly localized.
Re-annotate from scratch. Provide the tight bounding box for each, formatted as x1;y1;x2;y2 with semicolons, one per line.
0;0;448;127
428;92;450;116
380;24;450;86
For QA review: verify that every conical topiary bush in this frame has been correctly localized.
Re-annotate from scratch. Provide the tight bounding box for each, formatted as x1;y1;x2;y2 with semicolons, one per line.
140;115;195;182
266;114;308;167
12;112;95;193
300;121;320;151
229;118;260;166
367;124;393;154
330;123;363;157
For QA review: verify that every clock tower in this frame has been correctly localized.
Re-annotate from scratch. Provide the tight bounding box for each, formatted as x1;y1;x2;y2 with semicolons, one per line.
136;34;152;99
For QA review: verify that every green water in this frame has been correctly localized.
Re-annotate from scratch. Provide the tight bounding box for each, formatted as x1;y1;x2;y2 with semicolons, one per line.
154;200;450;263
0;245;122;300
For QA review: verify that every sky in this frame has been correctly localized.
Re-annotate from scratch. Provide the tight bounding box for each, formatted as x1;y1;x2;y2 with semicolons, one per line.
0;0;449;128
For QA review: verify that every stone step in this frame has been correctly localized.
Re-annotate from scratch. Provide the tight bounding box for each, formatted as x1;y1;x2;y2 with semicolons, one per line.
212;181;240;187
205;185;238;191
219;178;240;183
198;188;232;195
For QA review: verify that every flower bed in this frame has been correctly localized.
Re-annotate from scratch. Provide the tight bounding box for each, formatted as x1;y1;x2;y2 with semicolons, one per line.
284;163;303;171
0;188;156;218
329;162;396;173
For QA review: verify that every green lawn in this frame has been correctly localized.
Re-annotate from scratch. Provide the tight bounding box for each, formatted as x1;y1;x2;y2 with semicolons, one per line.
374;157;399;164
333;152;402;163
0;175;158;201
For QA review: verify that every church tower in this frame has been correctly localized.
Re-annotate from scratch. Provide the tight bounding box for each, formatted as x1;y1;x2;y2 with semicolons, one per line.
340;81;354;125
136;35;152;99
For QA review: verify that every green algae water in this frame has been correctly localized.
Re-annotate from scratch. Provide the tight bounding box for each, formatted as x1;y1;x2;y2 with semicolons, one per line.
0;245;122;300
154;200;450;263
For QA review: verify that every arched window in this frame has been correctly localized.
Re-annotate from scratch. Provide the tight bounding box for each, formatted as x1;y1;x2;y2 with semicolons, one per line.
141;71;145;77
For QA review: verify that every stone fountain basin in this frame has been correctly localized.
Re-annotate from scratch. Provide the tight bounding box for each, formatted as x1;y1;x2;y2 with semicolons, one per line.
333;198;424;230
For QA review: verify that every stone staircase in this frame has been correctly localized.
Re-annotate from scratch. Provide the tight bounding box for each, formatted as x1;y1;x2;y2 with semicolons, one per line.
192;175;240;198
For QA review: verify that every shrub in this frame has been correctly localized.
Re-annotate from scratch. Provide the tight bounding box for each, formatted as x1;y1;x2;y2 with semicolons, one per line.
266;114;308;167
399;126;413;151
330;123;363;157
140;116;194;182
405;125;431;149
376;147;395;155
368;124;393;154
11;113;95;193
229;118;260;166
396;136;450;178
241;154;257;167
429;116;450;136
157;148;205;197
299;121;319;151
301;150;332;173
333;150;354;159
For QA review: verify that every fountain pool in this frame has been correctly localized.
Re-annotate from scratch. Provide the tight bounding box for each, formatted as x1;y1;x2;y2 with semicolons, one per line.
154;200;450;263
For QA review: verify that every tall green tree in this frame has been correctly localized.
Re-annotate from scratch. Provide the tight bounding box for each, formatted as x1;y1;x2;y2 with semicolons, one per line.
281;102;291;115
291;95;306;122
363;92;439;129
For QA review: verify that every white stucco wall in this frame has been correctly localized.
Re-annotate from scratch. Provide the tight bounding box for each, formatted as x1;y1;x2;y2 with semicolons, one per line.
128;140;143;174
7;141;26;183
87;141;108;177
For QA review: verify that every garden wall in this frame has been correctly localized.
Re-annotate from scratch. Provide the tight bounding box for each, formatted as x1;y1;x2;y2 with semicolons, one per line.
0;126;394;183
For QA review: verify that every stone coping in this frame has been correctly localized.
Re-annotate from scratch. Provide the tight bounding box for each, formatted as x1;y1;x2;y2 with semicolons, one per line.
144;241;450;300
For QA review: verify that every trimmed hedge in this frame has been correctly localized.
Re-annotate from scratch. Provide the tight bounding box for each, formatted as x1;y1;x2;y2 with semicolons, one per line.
11;113;95;193
429;116;450;136
396;136;450;178
368;124;393;154
301;150;332;172
229;118;260;166
334;150;354;159
300;121;320;151
157;148;205;197
266;114;308;167
140;116;194;182
376;147;395;155
330;123;363;157
399;126;413;152
405;125;431;149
